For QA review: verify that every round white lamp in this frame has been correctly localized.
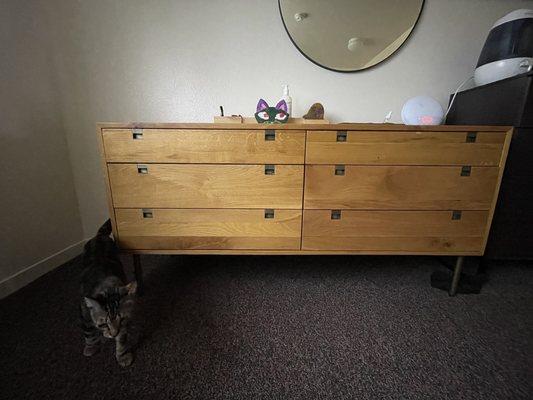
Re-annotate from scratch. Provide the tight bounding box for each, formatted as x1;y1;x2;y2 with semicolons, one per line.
401;96;444;125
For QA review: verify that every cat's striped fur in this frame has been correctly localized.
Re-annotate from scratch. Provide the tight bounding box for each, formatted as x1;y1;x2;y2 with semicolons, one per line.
80;220;138;367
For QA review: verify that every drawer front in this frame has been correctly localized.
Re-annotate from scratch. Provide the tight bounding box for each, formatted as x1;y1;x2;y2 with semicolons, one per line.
302;210;488;252
304;165;499;210
103;129;305;164
108;164;304;208
306;131;505;166
116;208;302;250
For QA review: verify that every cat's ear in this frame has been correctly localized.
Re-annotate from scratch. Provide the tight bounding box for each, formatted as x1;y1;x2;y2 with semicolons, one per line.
84;297;101;310
125;281;138;295
275;100;288;113
118;281;137;296
256;99;269;112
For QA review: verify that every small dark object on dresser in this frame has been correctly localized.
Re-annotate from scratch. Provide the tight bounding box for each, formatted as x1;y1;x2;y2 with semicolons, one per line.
303;103;325;119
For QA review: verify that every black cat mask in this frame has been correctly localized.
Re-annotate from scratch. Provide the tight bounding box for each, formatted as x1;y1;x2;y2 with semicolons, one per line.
254;99;289;124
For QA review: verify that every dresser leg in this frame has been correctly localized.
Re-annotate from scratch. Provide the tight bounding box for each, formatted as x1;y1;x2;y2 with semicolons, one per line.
449;256;465;296
133;254;144;296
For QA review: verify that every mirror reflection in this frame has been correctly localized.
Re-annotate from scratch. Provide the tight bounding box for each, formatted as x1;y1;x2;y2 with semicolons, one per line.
279;0;425;72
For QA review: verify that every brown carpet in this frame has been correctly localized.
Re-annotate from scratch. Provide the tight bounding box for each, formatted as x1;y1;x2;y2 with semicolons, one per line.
1;255;532;399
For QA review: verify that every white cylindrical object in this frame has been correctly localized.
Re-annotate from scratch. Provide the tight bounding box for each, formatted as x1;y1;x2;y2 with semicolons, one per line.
281;84;292;116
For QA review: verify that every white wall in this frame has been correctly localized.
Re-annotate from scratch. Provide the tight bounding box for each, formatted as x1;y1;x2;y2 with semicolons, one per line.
41;0;533;237
0;0;84;295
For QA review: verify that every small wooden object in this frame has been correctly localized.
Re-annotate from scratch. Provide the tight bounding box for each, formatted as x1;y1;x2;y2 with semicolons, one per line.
214;116;329;124
303;103;325;120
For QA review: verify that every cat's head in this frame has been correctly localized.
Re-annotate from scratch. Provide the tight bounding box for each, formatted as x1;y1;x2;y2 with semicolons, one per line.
254;99;289;124
84;282;137;338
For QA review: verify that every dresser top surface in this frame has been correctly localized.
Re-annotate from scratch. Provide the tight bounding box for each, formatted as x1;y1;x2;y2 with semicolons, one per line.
98;122;513;132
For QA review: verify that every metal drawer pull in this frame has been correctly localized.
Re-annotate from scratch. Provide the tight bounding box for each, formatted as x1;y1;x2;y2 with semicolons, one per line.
331;210;342;220
137;164;148;174
336;131;347;142
142;209;153;218
265;165;275;175
461;166;471;176
335;165;345;176
452;210;462;220
265;129;276;141
466;132;477;143
264;209;275;219
132;128;143;139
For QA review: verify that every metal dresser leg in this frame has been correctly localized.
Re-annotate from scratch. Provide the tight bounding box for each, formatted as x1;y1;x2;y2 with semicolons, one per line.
449;256;465;296
133;254;144;296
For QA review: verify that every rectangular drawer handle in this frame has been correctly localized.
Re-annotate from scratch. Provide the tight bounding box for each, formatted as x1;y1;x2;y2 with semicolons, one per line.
331;210;342;220
265;129;276;141
461;166;471;176
466;132;477;143
452;210;462;220
336;131;347;142
264;209;275;219
335;165;345;176
137;164;148;174
142;209;153;218
265;165;275;175
132;128;143;139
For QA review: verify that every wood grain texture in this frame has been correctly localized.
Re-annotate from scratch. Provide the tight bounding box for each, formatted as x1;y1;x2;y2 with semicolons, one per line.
302;210;487;252
306;131;505;165
97;122;511;256
302;236;484;252
303;210;488;237
123;249;483;256
102;129;305;163
108;164;304;209
115;208;302;250
97;122;512;132
304;165;499;210
95;126;120;240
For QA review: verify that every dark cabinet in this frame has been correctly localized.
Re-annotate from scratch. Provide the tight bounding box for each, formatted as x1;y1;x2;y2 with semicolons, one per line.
446;72;533;259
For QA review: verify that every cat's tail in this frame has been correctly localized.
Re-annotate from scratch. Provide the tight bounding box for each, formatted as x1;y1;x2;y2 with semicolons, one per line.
97;219;112;237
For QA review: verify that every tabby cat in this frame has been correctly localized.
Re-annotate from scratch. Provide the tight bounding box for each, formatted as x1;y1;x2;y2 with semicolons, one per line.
79;220;138;367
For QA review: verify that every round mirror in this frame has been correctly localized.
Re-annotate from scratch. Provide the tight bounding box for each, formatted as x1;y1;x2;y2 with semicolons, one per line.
279;0;425;72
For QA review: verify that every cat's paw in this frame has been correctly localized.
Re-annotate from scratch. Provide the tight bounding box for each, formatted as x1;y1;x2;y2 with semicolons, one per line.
117;352;134;367
83;344;101;357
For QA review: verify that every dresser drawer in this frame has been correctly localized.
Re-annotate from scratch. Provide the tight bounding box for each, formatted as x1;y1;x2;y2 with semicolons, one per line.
302;210;488;253
306;131;505;166
108;164;304;208
115;208;302;250
102;129;305;164
304;165;499;210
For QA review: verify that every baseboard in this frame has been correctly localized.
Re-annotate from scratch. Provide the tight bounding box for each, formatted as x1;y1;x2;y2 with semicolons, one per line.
0;239;87;300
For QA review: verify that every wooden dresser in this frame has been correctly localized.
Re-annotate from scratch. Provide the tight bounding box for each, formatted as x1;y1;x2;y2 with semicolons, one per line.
97;123;512;294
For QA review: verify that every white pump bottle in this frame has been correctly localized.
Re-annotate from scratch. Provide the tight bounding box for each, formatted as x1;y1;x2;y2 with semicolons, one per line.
281;84;292;116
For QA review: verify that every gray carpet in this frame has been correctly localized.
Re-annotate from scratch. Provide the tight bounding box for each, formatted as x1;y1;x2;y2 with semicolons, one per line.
0;255;532;399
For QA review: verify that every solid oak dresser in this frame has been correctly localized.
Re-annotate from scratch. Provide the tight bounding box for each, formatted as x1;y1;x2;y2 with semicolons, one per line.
97;123;512;295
